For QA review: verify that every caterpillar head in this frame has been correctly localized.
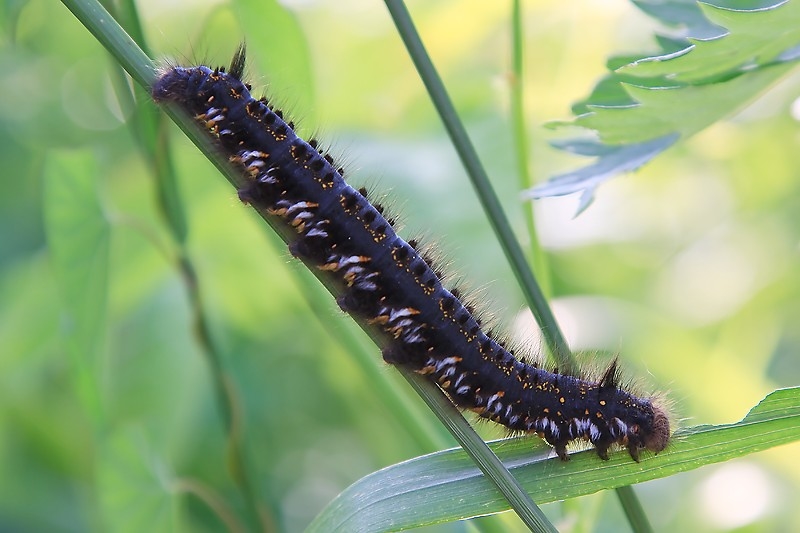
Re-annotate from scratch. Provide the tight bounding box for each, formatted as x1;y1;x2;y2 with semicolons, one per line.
628;403;671;462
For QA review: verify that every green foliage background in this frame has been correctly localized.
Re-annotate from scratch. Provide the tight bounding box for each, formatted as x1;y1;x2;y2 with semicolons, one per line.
1;0;799;531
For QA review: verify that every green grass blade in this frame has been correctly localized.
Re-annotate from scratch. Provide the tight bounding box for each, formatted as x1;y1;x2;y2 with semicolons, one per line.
309;386;800;531
509;0;552;298
397;368;557;533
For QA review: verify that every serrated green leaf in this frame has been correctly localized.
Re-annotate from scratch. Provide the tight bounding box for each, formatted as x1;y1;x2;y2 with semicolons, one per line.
525;134;678;214
577;62;793;144
308;387;800;532
623;1;800;82
633;0;726;40
529;0;800;210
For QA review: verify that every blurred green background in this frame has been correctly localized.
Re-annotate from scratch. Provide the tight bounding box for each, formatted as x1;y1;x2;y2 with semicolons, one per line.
1;0;799;531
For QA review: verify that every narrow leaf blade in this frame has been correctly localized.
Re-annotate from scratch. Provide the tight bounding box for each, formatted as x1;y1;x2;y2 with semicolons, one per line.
308;387;800;532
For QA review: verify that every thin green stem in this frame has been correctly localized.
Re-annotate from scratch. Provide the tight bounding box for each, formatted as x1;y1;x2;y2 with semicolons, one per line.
61;1;270;530
382;0;576;375
508;5;652;532
399;368;557;533
510;0;552;298
379;3;563;529
616;485;654;533
176;255;273;532
172;478;247;533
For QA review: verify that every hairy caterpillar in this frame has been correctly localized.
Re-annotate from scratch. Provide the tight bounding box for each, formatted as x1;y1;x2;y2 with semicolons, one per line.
151;46;670;462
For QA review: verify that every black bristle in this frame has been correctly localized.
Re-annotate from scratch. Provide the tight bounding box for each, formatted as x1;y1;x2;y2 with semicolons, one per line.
229;43;246;79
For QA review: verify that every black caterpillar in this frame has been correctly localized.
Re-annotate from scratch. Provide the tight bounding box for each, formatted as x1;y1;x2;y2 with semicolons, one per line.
151;47;670;462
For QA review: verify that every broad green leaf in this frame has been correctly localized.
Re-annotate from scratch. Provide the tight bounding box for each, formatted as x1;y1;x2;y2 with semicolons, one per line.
43;150;110;421
308;387;800;532
528;0;800;208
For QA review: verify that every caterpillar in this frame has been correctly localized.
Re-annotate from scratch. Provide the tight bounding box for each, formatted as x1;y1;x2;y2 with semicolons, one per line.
151;46;671;462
